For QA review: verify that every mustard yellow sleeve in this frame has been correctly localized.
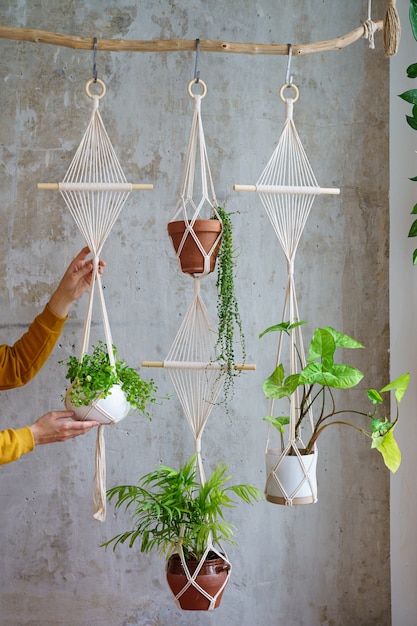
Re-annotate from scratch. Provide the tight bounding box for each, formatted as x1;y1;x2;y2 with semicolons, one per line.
0;426;34;465
0;304;66;390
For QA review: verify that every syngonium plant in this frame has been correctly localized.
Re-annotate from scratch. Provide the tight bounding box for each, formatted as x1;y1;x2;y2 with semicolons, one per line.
260;321;410;473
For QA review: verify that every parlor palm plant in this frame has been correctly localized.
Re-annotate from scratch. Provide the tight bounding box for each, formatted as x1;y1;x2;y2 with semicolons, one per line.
103;454;262;559
103;455;261;610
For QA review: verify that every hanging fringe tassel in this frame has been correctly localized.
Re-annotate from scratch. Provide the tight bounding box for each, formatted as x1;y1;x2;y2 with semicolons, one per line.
93;425;107;522
383;0;401;56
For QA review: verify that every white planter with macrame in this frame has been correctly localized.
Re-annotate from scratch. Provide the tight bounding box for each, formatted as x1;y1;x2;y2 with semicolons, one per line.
65;383;130;425
265;446;318;505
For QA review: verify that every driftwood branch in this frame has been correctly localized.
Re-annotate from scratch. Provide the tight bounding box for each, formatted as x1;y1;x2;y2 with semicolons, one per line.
0;21;383;56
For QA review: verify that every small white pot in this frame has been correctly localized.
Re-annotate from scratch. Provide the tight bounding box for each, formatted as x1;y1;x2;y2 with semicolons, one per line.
65;383;130;425
265;447;318;505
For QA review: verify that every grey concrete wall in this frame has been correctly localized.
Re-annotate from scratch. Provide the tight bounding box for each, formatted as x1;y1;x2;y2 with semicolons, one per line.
0;2;390;625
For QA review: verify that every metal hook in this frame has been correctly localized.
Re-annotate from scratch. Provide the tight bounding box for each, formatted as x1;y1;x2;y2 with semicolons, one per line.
285;43;293;85
194;38;200;83
92;37;98;83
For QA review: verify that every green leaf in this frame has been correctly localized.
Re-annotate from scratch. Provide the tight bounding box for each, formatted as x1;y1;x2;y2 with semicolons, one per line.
399;89;417;104
407;62;417;78
411;0;417;41
413;249;417;265
370;417;393;438
406;115;417;131
408;219;417;237
367;389;383;405
411;204;417;214
262;366;300;399
263;415;290;434
308;328;336;362
410;176;417;182
262;364;284;395
300;362;363;389
374;426;401;473
259;320;306;339
323;326;364;350
380;373;410;403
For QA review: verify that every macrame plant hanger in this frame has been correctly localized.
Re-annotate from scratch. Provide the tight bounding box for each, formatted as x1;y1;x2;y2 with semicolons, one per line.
144;52;232;608
38;47;153;521
234;48;340;505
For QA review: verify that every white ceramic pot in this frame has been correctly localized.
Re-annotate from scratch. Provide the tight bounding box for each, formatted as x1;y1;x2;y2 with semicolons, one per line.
265;447;318;505
65;383;130;425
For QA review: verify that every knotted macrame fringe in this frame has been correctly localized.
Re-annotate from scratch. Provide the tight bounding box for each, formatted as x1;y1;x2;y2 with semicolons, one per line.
383;0;401;56
93;425;106;521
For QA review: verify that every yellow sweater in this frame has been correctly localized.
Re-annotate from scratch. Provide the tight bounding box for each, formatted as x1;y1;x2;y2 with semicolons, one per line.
0;305;66;465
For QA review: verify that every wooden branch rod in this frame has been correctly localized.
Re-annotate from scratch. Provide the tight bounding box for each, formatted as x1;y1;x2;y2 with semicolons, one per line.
0;21;383;56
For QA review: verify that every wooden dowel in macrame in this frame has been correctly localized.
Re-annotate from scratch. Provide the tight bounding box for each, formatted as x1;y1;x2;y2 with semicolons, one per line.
142;360;256;371
233;184;340;195
383;0;401;56
37;182;153;190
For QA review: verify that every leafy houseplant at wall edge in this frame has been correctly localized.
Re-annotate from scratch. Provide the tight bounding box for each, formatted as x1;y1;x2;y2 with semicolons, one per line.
398;0;417;263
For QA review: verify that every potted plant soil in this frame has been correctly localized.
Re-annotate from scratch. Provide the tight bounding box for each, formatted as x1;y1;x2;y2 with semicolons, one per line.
61;340;158;424
260;321;409;504
103;455;262;610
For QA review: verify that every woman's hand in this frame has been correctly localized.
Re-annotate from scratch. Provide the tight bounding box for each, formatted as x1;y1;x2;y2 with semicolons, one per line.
47;247;105;318
30;410;99;445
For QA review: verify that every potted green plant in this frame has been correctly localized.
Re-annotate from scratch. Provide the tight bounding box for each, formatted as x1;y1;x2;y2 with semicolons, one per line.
62;340;159;424
260;321;409;504
102;455;262;610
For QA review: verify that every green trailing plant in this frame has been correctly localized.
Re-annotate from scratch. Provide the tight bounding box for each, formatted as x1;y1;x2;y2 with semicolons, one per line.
214;206;246;404
62;340;158;417
260;321;410;473
398;1;417;263
102;455;262;561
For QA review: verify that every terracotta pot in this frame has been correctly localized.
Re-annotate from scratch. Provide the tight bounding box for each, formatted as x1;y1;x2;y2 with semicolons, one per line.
265;447;318;505
65;383;130;425
166;552;230;611
167;219;222;275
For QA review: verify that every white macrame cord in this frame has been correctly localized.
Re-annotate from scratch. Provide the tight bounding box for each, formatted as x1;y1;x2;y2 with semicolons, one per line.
234;82;339;505
38;78;153;521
